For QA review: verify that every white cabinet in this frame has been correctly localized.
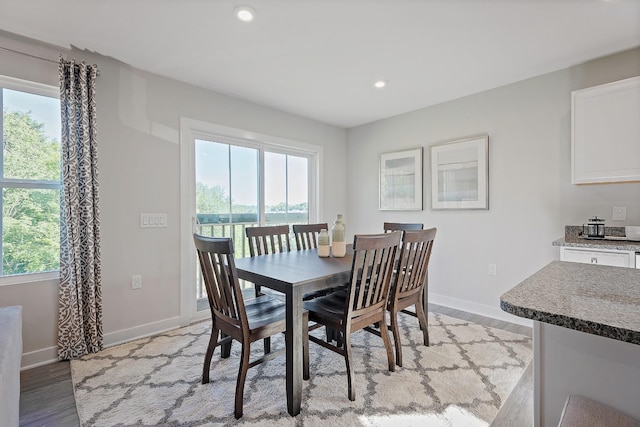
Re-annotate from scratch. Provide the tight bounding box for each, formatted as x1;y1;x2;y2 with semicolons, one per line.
560;247;635;268
571;76;640;184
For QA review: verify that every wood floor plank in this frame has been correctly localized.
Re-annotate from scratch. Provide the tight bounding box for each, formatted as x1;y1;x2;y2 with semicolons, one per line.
19;304;532;427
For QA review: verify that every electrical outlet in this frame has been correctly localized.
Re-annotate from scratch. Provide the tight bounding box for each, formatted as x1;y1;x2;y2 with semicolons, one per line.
612;206;626;221
131;275;142;290
488;264;497;275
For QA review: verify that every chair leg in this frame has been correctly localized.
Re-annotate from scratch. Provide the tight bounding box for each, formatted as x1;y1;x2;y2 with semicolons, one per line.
415;301;429;346
264;337;271;354
390;310;403;367
344;333;355;401
234;341;251;419
220;332;232;358
336;330;344;348
202;326;220;384
379;314;396;372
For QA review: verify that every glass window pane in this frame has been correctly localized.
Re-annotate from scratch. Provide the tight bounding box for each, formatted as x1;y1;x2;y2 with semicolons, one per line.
264;152;287;224
195;140;230;226
230;145;258;224
3;188;60;275
287;155;309;224
3;89;61;181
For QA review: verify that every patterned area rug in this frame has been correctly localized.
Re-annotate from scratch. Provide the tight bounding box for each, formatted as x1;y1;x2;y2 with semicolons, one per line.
71;313;532;426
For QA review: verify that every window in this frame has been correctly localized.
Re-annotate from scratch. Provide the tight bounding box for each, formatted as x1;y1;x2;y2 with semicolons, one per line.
0;76;61;279
180;118;320;315
194;138;311;258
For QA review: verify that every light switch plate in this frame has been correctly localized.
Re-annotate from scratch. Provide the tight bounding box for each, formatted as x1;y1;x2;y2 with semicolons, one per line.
140;213;168;228
612;206;626;221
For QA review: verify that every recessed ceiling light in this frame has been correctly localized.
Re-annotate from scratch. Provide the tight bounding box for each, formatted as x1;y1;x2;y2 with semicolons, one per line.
235;6;255;22
374;80;387;89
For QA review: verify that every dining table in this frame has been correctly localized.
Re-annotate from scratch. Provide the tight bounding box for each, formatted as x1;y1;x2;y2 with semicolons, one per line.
234;247;353;416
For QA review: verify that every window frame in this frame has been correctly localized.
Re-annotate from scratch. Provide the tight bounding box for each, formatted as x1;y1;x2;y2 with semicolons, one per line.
179;117;323;322
0;75;61;285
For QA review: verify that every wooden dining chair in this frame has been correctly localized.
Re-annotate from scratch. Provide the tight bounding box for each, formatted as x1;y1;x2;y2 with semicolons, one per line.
383;222;424;232
292;223;329;250
245;224;292;297
304;231;401;401
293;222;342;343
383;221;428;320
385;228;436;367
194;234;309;419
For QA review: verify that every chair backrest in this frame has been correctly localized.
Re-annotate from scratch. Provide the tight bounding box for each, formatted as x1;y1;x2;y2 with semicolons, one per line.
383;222;424;232
193;234;248;332
292;223;329;250
390;228;436;303
346;231;401;321
245;225;291;256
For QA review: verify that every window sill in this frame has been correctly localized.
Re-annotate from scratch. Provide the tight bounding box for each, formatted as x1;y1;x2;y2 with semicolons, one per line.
0;271;60;287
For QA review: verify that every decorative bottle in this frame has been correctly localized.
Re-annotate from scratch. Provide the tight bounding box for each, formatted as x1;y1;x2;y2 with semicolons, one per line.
331;214;346;258
317;229;330;257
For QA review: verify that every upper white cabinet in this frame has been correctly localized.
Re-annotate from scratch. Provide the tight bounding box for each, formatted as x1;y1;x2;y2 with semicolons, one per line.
571;76;640;184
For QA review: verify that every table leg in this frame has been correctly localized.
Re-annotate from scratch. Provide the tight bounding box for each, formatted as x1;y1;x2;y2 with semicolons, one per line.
285;286;304;416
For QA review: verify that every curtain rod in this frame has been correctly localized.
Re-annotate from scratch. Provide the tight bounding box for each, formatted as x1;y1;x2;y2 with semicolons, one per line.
0;45;100;76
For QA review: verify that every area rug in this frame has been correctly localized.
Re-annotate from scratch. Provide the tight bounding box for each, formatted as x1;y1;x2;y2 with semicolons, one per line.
71;313;532;426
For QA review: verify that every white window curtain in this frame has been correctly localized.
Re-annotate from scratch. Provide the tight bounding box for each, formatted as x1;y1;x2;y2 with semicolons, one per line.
57;57;102;359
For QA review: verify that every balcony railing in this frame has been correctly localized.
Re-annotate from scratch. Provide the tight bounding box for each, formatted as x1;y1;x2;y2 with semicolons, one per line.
194;212;308;303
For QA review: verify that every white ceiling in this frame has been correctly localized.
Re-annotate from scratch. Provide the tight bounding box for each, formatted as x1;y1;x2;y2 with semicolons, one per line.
1;0;639;128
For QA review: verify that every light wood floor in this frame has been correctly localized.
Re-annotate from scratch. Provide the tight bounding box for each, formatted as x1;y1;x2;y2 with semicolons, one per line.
19;303;533;427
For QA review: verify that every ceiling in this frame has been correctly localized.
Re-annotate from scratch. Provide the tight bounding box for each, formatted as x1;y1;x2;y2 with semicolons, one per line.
1;0;639;128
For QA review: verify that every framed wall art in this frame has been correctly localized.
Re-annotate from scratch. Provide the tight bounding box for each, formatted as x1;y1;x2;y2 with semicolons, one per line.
430;135;489;210
379;147;423;211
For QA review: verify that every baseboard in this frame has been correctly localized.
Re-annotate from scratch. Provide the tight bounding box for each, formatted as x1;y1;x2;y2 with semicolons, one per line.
429;293;533;328
21;346;59;370
21;297;528;369
103;316;184;348
21;315;189;370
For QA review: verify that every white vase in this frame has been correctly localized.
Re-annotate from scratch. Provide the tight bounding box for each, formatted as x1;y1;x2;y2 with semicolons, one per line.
331;214;346;258
318;229;330;257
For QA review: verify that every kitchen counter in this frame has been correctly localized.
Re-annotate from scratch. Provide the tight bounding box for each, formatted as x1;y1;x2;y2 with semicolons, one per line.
500;261;640;426
553;236;640;252
500;260;640;344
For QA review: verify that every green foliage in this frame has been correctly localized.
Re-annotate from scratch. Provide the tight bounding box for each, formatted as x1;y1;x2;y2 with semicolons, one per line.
2;109;61;275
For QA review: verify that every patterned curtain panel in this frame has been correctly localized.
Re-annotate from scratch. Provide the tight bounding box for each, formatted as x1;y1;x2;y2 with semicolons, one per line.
57;57;103;360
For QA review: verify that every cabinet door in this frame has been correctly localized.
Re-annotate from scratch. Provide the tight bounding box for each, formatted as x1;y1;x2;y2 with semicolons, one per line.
561;248;632;268
571;76;640;184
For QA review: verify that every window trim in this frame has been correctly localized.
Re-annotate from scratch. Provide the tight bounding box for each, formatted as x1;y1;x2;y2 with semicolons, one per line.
0;74;61;284
179;117;323;323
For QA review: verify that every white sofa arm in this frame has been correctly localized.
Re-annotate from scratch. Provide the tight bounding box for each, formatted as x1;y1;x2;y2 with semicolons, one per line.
0;306;22;427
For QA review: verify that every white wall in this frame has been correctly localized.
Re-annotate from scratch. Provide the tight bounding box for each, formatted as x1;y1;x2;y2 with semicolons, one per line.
346;47;640;324
0;31;348;367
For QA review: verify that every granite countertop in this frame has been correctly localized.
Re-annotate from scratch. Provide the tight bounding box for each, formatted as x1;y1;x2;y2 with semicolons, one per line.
553;225;640;251
553;236;640;252
500;261;640;345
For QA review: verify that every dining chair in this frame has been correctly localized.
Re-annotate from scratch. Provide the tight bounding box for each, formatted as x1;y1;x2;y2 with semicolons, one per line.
292;223;329;250
293;222;343;343
385;228;436;367
383;222;424;232
245;224;292;297
245;224;292;352
304;231;401;401
194;234;309;419
382;222;428;322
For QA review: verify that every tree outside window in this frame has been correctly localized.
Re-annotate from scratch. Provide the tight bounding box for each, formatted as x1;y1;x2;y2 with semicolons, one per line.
1;84;61;276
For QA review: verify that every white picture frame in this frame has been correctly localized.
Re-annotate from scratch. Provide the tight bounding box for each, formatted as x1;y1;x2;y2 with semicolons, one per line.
430;135;489;210
379;147;423;211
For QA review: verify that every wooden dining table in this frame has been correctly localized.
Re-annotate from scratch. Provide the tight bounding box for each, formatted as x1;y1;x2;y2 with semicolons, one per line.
234;248;353;416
